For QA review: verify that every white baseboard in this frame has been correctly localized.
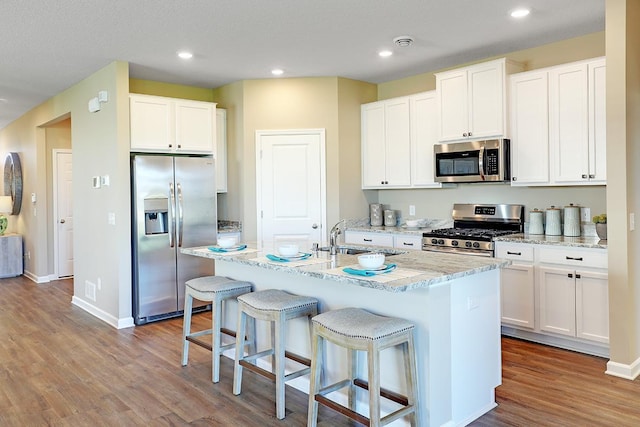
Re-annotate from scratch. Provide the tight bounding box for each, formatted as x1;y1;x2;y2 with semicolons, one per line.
23;270;50;283
606;357;640;380
71;296;134;329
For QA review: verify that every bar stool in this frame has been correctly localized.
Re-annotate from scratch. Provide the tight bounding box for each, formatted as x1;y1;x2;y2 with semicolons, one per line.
181;276;254;383
233;289;318;420
307;307;420;427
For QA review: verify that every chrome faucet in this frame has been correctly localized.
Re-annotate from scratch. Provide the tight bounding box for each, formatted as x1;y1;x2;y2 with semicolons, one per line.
329;219;345;255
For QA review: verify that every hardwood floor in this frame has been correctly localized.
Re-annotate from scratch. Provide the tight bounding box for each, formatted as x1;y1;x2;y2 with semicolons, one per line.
1;276;639;426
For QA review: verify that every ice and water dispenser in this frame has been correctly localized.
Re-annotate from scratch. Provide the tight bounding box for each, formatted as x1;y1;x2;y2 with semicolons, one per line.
144;197;169;235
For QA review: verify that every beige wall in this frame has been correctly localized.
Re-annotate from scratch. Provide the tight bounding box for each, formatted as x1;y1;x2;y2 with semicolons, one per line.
0;61;132;326
130;78;214;101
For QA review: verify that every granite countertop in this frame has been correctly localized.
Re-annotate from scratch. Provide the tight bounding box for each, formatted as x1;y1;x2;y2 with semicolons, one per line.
344;218;453;236
494;233;607;249
181;243;510;293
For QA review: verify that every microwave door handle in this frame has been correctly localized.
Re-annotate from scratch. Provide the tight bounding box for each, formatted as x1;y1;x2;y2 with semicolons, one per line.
478;146;485;181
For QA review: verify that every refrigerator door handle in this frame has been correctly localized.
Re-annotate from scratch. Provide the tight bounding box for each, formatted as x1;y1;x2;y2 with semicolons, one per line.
176;182;184;247
169;182;175;248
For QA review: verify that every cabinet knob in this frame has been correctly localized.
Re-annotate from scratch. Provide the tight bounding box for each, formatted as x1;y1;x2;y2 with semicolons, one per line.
568;273;573;278
168;144;173;148
463;132;468;137
60;219;66;224
589;174;595;179
177;144;182;149
468;131;472;136
311;223;318;229
576;273;581;279
581;174;588;179
512;177;517;181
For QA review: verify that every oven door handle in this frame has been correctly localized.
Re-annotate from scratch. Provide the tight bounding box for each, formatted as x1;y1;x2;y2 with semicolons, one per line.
478;146;485;181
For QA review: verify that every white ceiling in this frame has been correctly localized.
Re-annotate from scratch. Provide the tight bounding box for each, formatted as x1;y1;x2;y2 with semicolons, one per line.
0;0;605;130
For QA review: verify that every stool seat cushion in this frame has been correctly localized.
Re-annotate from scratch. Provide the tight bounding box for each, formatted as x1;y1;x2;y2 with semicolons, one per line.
238;289;318;312
313;307;414;341
186;276;252;294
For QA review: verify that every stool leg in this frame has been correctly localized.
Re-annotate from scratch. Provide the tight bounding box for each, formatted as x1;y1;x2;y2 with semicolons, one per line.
211;297;223;383
307;327;322;427
368;342;381;427
274;312;286;419
404;332;421;426
181;292;194;366
348;347;357;411
233;306;247;395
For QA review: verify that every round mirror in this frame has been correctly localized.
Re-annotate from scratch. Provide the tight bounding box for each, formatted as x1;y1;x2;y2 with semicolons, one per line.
3;152;23;215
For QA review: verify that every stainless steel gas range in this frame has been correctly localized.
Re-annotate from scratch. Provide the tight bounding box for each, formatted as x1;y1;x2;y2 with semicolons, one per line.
422;204;525;257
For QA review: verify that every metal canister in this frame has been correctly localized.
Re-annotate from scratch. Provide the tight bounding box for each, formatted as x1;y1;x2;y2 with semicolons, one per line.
563;203;581;237
384;209;397;227
545;206;562;236
370;203;383;226
529;208;544;235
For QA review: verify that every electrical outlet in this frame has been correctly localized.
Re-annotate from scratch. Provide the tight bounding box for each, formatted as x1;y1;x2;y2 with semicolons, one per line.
581;207;591;222
409;205;416;216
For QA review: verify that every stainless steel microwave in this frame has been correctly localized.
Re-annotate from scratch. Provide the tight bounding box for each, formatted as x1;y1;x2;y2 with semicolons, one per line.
434;139;510;183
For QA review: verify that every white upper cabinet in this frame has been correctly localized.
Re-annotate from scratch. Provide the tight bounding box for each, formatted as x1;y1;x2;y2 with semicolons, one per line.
509;57;606;187
130;94;216;154
410;91;441;188
361;97;412;189
509;70;550;185
436;58;521;142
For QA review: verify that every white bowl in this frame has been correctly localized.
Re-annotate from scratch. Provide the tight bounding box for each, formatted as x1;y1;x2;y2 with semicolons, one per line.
217;236;238;248
278;244;299;257
358;253;385;270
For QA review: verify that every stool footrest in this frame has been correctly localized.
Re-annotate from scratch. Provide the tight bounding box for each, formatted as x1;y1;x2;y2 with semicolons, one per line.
315;394;370;426
185;336;212;351
354;378;409;406
285;350;311;367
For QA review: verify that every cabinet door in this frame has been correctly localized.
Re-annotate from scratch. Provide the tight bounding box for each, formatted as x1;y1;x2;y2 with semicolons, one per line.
393;234;422;251
361;102;387;188
384;98;411;186
216;109;228;193
130;95;173;151
344;231;394;247
538;266;576;337
410;92;441;187
509;71;550;185
576;269;609;343
468;60;505;139
500;263;535;329
588;59;606;184
174;100;215;153
436;69;469;141
549;63;589;184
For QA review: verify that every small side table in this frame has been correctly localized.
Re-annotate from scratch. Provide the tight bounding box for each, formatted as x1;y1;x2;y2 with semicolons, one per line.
0;234;23;278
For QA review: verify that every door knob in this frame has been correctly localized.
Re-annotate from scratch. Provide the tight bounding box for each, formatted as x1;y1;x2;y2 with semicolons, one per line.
312;223;318;229
60;219;66;223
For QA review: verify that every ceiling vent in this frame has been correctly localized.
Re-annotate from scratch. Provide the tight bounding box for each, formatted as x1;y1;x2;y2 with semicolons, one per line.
393;36;414;47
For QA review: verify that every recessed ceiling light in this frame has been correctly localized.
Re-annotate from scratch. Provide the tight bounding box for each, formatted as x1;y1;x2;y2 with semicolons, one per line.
177;51;193;60
379;50;393;58
271;69;284;76
511;8;530;18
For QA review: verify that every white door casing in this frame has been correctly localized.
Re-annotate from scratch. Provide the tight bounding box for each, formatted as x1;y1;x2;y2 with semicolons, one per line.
53;149;74;278
256;129;327;249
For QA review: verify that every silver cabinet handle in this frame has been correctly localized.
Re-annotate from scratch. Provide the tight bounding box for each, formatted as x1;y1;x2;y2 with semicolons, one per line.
506;251;522;256
312;223;318;229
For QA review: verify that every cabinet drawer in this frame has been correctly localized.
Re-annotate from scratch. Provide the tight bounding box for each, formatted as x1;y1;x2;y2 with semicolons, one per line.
344;231;393;248
537;246;607;269
393;235;422;250
495;243;534;262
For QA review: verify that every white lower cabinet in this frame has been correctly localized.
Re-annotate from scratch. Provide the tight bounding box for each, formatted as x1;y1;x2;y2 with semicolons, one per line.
496;241;609;354
344;231;394;247
393;234;422;251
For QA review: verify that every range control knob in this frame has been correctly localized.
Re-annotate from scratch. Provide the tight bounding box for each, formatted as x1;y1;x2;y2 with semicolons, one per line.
437;239;445;245
451;240;459;246
473;242;480;248
431;238;438;244
465;241;473;248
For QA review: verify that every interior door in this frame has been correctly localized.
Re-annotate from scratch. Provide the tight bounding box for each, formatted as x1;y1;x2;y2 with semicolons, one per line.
54;150;73;278
257;130;326;249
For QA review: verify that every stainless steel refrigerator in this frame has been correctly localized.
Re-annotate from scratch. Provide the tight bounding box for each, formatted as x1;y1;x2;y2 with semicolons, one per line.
131;154;216;325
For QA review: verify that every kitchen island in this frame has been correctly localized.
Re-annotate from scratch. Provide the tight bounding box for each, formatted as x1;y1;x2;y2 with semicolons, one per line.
181;245;511;426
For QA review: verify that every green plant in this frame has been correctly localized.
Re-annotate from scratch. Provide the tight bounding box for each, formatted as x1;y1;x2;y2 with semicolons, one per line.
592;214;607;224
